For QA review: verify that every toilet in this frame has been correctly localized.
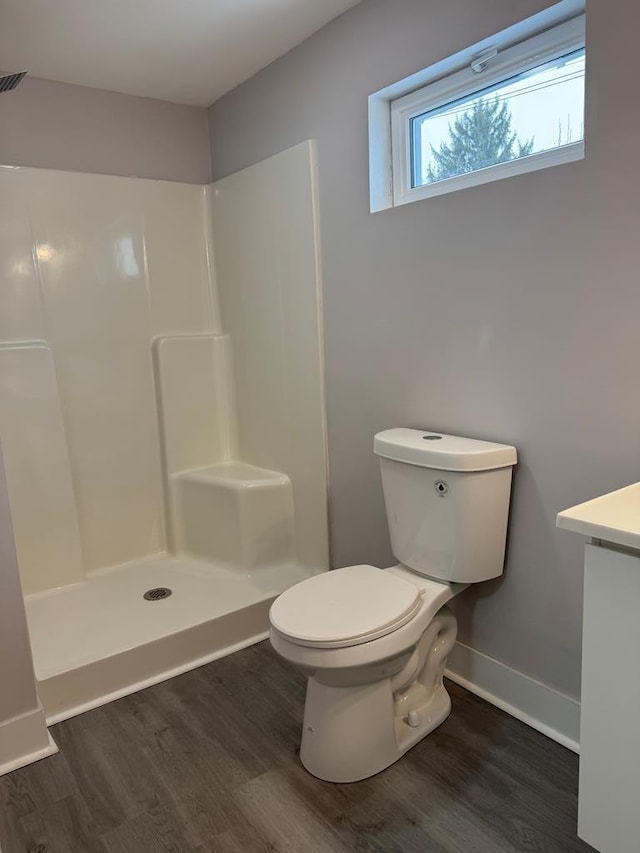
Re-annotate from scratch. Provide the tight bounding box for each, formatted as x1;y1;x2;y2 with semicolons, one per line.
269;428;517;783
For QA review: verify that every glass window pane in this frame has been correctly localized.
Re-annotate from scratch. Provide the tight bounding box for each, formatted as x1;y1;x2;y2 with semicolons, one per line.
411;49;585;188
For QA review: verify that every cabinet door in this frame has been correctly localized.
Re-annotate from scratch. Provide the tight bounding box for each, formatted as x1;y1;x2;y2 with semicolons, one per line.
580;544;640;852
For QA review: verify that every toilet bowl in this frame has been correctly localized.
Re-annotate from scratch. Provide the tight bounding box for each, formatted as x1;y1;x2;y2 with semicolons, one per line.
269;428;517;783
271;563;463;782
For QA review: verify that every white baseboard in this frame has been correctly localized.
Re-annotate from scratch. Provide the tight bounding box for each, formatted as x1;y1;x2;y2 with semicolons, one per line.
0;705;58;776
445;641;580;753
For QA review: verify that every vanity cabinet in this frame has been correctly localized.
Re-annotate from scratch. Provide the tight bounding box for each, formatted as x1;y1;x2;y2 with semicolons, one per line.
557;483;640;853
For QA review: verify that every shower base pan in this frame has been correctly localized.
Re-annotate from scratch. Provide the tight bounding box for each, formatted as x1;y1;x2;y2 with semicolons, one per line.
24;555;312;724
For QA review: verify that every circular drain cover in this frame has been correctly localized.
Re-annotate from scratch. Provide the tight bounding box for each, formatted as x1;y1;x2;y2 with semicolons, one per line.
143;587;173;601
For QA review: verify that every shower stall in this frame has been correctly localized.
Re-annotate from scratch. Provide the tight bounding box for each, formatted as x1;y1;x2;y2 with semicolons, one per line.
0;141;329;723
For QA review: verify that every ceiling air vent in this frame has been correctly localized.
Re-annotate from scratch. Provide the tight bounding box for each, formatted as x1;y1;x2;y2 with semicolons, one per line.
0;71;27;93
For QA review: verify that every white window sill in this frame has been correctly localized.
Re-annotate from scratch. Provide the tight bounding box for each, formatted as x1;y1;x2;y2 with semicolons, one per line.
393;141;584;207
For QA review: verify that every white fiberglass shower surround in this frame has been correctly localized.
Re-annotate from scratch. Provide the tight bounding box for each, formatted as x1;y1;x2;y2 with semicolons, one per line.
0;141;329;723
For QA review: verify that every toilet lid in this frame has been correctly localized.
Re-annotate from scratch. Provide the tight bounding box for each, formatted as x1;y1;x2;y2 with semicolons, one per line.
269;565;422;648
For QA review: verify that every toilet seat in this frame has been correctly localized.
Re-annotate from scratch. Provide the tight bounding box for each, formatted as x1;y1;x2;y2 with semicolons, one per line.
269;564;423;649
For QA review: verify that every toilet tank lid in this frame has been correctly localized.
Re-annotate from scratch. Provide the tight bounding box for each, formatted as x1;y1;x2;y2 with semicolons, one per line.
374;428;517;472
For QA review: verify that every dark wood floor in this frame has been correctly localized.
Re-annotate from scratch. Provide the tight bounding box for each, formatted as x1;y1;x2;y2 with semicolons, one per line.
0;641;594;852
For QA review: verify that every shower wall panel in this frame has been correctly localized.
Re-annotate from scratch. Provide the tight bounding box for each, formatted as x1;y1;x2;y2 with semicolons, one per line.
0;167;47;343
0;345;83;593
139;180;220;337
0;165;219;587
154;334;236;477
27;168;164;571
210;140;329;572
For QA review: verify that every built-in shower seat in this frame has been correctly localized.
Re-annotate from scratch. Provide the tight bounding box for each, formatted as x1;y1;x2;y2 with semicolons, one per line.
170;461;294;571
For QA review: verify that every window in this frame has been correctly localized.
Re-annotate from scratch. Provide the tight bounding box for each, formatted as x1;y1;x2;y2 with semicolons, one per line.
368;2;585;211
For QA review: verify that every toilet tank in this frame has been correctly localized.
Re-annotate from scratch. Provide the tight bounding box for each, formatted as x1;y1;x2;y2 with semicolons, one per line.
374;429;517;583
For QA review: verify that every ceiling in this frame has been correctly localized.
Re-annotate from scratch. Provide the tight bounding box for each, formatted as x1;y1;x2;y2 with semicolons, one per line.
0;0;361;107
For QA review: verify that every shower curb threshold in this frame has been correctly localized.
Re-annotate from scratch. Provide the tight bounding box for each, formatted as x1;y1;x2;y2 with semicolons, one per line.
40;600;273;725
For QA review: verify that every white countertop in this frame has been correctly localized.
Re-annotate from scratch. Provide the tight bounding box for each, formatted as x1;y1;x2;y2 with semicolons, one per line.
557;482;640;551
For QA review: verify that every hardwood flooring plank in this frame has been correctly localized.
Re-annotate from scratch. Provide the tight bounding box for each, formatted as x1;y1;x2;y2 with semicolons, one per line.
275;756;377;822
0;749;103;852
344;750;515;853
106;691;247;837
445;685;581;809
496;787;589;853
194;822;276;853
99;796;200;853
151;670;275;781
188;659;306;768
18;794;108;853
0;753;76;819
232;767;351;853
0;806;29;853
52;704;183;834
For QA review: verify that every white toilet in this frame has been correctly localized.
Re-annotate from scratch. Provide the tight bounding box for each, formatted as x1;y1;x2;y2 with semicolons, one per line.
269;428;517;783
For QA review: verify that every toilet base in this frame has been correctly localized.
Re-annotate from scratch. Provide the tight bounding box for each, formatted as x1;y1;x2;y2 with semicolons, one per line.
300;607;457;783
300;677;451;783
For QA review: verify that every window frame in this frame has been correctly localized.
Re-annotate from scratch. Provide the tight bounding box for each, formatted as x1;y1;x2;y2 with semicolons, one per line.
390;15;585;206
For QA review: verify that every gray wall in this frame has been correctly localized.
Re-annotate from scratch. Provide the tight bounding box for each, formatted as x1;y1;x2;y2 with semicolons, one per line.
0;76;211;183
208;0;640;699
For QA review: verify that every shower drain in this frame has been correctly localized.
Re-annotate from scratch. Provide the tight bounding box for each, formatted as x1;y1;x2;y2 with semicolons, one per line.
143;587;173;601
